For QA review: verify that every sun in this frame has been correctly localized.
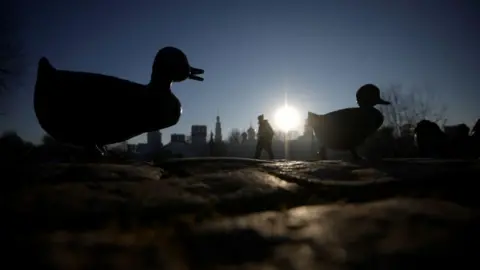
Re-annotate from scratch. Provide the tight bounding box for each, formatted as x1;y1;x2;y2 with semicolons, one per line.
274;105;301;132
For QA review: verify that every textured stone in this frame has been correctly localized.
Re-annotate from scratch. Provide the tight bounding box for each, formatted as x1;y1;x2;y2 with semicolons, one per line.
7;158;480;269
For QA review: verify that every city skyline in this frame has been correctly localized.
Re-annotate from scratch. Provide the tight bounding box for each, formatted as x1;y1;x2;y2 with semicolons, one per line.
131;113;305;147
1;1;479;145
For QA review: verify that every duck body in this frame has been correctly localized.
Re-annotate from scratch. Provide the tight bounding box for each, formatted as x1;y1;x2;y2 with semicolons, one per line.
414;120;449;158
34;58;181;147
310;107;384;150
34;46;204;152
308;84;390;160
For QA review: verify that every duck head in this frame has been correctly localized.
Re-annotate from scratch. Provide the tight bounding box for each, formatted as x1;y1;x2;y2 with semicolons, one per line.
356;84;390;108
149;46;204;87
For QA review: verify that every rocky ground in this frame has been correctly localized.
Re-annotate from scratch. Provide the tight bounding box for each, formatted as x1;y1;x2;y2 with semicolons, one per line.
4;157;480;269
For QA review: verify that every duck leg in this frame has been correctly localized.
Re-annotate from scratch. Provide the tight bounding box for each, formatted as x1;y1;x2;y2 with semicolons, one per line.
95;145;109;156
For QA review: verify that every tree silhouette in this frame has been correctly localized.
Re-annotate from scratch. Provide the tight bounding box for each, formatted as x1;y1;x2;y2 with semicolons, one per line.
0;1;23;113
41;134;58;146
0;130;33;164
358;84;447;158
37;134;87;162
378;84;447;136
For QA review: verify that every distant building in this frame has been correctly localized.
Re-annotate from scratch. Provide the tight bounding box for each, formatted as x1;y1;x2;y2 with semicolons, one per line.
170;134;186;143
225;118;318;160
136;143;149;155
190;125;208;156
163;133;193;157
191;125;207;145
247;124;256;141
107;141;128;152
215;115;223;143
127;144;137;152
241;131;248;144
147;130;162;152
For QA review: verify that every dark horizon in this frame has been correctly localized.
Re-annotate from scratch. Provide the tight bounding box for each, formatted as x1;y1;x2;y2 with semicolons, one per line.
1;0;479;145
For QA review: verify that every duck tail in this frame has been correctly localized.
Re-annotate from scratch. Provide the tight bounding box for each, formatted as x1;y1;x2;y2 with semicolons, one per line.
36;57;55;82
307;112;326;139
307;111;324;127
38;57;55;73
35;57;56;93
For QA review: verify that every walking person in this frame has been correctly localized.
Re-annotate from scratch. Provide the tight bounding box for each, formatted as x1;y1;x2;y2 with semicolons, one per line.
254;114;275;159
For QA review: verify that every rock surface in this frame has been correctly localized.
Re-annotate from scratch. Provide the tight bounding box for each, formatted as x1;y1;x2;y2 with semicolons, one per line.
6;158;480;269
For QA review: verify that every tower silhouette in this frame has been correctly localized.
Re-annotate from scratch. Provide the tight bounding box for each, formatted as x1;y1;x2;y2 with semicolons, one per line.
215;114;222;143
247;121;256;141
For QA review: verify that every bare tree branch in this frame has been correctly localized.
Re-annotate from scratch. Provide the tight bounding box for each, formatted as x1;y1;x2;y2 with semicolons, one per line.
0;1;23;102
378;84;447;136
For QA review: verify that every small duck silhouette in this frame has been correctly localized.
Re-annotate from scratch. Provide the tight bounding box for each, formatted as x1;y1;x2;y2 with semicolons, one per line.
34;46;204;155
414;120;448;158
308;84;390;160
415;119;480;159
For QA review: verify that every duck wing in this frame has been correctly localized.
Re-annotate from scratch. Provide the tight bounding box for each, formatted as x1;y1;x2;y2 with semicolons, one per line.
314;107;384;149
325;107;383;131
36;60;147;107
34;59;149;137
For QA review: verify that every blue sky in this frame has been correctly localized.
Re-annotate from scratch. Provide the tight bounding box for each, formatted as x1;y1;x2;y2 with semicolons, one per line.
1;0;479;144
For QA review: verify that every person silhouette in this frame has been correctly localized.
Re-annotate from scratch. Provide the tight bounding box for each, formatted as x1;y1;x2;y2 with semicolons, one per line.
254;114;274;159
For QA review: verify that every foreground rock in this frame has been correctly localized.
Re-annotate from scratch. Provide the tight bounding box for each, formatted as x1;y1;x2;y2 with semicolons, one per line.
185;198;478;269
6;158;480;269
20;199;479;270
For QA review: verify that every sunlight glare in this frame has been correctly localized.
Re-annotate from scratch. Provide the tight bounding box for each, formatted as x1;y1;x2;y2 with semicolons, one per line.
274;105;301;132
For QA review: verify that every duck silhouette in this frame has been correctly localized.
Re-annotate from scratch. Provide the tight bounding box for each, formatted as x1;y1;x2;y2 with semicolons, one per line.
415;119;480;159
308;84;390;160
414;120;448;158
34;46;204;155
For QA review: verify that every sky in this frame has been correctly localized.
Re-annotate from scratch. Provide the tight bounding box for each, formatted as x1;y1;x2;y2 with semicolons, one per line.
1;0;479;145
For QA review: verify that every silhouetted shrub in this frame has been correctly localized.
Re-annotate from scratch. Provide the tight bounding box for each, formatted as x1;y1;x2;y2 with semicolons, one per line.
359;125;420;159
33;134;86;162
0;130;34;164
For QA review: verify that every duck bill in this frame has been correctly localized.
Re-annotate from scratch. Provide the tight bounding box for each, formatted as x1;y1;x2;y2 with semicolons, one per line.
189;67;204;81
376;98;391;105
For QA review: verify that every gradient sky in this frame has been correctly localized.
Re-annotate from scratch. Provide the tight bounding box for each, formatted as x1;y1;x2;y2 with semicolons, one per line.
1;0;479;145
